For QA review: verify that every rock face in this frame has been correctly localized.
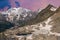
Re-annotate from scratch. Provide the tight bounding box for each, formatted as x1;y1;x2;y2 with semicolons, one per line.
0;4;60;40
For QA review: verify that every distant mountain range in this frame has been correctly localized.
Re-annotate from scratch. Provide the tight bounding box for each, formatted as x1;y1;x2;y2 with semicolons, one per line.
0;4;60;32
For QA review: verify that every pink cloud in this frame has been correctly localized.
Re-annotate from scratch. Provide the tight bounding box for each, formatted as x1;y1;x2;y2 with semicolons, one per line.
19;0;60;11
19;0;48;11
9;0;60;11
9;0;16;7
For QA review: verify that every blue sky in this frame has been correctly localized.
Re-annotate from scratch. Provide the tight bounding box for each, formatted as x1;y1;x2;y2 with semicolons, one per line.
0;0;20;10
0;0;11;9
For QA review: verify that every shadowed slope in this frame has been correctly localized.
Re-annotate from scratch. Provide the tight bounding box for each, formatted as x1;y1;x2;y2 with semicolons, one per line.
0;13;14;32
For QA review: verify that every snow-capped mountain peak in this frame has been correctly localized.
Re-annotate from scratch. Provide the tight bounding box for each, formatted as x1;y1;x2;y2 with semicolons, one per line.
1;7;37;26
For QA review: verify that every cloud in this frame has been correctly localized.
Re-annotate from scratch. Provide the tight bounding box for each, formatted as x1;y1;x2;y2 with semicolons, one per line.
19;0;48;11
19;0;60;11
15;1;20;8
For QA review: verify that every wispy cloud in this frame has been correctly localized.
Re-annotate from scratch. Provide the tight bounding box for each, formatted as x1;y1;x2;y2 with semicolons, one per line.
19;0;60;11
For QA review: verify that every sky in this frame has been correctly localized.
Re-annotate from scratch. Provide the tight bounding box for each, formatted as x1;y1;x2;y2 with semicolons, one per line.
0;0;60;11
0;0;20;11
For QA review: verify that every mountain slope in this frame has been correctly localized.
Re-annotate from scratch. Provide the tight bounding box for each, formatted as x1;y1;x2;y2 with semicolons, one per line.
0;4;60;40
